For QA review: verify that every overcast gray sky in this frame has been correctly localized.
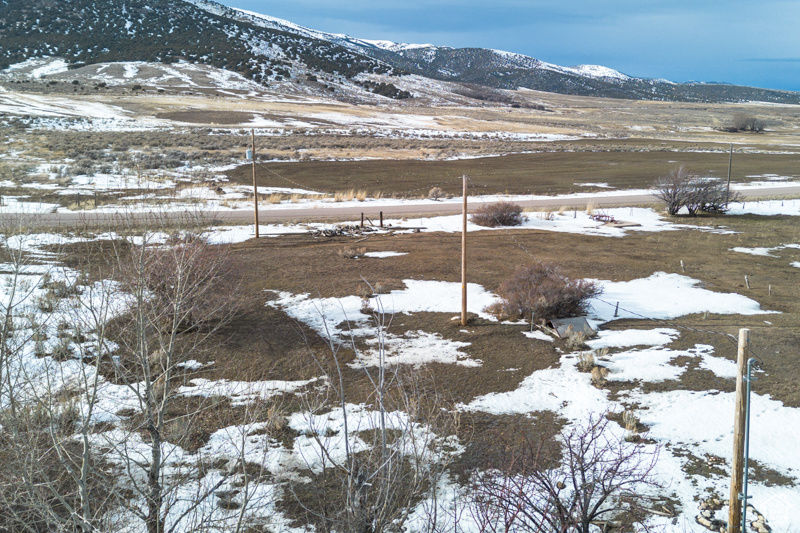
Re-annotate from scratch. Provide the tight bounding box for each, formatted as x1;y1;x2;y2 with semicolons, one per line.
217;0;800;91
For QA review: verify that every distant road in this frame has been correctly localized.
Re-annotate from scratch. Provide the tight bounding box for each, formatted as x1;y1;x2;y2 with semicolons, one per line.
10;185;800;228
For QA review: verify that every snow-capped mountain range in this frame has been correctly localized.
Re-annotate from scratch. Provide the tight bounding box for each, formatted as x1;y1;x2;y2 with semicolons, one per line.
1;0;798;104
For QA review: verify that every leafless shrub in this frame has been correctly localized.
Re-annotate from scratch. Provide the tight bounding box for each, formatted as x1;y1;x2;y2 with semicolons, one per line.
485;263;602;322
285;297;460;533
471;202;524;227
692;178;742;214
653;166;694;216
0;400;121;532
471;413;662;533
653;166;741;215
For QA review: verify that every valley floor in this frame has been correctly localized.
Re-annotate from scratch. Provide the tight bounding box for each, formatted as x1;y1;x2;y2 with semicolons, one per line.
1;67;799;531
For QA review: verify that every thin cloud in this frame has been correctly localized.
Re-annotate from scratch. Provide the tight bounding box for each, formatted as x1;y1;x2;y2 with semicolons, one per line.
744;58;800;63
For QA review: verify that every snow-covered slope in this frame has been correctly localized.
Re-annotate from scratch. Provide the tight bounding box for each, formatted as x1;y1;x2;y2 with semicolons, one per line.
2;0;799;104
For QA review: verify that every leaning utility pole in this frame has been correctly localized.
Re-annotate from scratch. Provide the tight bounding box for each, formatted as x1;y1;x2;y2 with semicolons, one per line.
728;328;750;532
461;174;468;327
725;144;733;206
251;129;259;238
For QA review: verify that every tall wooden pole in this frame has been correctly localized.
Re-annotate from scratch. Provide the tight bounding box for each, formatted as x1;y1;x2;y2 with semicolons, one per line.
251;129;259;238
725;143;733;206
461;175;468;327
729;328;750;533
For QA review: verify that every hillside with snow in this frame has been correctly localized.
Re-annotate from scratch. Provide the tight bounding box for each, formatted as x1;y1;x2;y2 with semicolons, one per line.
1;0;799;104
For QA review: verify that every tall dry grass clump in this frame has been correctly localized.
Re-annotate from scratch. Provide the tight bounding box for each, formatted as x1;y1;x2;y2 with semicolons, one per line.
623;410;639;441
578;352;595;372
428;187;445;200
333;189;368;202
338;247;366;259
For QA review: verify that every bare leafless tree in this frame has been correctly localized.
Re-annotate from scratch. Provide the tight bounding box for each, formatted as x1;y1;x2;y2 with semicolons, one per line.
729;113;766;133
471;413;662;533
653;166;694;216
286;287;460;533
99;212;246;533
0;211;287;532
653;166;741;216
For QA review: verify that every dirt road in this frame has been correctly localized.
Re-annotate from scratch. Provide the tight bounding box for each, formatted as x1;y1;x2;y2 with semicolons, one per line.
10;185;800;228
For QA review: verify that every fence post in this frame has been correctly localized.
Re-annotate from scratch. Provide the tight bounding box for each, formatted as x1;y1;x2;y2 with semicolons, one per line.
728;328;750;532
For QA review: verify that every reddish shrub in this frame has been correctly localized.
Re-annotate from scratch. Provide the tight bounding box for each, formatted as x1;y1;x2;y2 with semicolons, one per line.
486;263;601;322
470;202;524;227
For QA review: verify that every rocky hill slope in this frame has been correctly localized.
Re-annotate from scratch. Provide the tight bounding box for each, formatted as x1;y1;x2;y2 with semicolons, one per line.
2;0;798;104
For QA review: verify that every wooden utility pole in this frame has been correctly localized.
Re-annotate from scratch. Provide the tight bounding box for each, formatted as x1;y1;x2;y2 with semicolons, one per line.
726;144;733;206
729;328;750;532
461;175;468;327
251;129;259;238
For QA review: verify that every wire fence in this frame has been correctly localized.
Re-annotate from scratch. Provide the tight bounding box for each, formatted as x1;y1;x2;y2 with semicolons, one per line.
464;175;768;363
245;155;768;363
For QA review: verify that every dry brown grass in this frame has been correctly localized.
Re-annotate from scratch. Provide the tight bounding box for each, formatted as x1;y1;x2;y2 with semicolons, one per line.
224;143;800;197
332;189;369;202
338;246;366;259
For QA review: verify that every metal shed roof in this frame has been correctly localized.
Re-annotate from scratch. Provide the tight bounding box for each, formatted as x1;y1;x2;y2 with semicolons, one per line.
546;317;596;338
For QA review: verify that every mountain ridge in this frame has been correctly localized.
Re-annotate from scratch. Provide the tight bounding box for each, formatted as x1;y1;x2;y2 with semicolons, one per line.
1;0;798;104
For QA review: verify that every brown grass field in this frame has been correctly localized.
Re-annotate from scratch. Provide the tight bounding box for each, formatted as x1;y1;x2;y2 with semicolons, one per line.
6;81;800;516
227;140;800;196
111;208;795;490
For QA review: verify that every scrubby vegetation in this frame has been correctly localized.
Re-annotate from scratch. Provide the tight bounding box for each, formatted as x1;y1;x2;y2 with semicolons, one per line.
356;80;412;99
722;113;766;133
486;262;602;322
0;0;399;85
653;166;741;216
470;201;525;227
